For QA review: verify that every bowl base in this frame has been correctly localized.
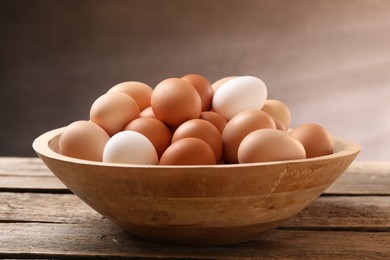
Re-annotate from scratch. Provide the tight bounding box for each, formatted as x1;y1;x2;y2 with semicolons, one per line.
119;217;291;246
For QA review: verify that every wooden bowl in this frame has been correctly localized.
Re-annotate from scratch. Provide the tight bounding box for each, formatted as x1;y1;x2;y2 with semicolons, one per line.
33;127;361;246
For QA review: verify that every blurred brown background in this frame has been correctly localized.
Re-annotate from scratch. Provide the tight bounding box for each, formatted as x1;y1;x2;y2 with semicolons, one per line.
1;0;389;160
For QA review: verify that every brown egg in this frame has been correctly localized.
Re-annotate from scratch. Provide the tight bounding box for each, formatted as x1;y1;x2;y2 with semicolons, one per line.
272;116;287;132
124;117;172;159
199;111;227;134
222;109;276;163
181;74;214;111
90;92;140;136
107;81;153;111
59;120;110;162
140;107;156;118
238;129;306;163
211;76;236;93
151;78;202;128
261;99;291;129
172;119;223;162
159;137;216;165
289;124;334;158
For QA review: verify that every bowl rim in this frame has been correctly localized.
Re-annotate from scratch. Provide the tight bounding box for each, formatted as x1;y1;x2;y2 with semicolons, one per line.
32;127;361;169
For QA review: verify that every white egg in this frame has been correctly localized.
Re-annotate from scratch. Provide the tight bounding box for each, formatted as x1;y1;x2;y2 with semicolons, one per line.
103;131;158;165
212;76;267;120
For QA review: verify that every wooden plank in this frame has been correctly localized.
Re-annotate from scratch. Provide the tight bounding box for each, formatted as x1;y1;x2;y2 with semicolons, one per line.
0;157;67;191
1;192;389;230
0;157;52;176
0;175;67;192
0;193;100;224
0;222;389;259
284;196;390;231
326;161;390;195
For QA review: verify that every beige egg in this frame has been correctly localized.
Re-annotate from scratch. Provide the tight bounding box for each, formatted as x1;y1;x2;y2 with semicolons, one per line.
108;81;153;111
289;123;334;158
238;128;306;163
222;109;276;163
261;99;291;129
59;120;110;162
90;92;140;136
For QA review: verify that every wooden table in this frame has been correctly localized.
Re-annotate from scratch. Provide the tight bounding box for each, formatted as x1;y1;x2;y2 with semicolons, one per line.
1;158;389;259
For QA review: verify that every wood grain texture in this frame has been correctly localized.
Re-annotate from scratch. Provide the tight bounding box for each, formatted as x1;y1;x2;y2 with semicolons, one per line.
1;192;389;231
1;157;387;195
326;161;390;195
0;157;67;191
0;157;389;258
30;130;360;245
0;223;389;259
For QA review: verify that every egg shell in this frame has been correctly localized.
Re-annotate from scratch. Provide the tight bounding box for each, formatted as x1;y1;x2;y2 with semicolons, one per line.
181;74;214;111
107;81;153;111
211;76;236;93
272;116;287;132
222;109;276;163
103;131;158;165
159;137;216;165
59;120;110;162
151;78;202;128
289;123;334;158
238;128;306;163
261;99;291;129
212;76;267;120
90;92;140;136
172;119;223;162
124;117;172;159
199;111;227;134
140;107;156;118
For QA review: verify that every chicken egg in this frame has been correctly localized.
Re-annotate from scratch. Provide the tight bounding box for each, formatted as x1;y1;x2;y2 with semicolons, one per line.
261;99;291;129
59;120;110;162
181;74;214;111
90;92;140;136
211;76;236;93
151;78;202;128
222;109;276;163
140;107;156;118
199;111;227;134
107;81;153;111
172;119;223;162
212;76;267;120
272;116;287;132
289;124;334;158
124;117;172;159
238;128;306;163
159;137;216;165
103;131;158;165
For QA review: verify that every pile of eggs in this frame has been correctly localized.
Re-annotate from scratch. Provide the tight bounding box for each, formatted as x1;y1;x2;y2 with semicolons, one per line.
59;74;334;165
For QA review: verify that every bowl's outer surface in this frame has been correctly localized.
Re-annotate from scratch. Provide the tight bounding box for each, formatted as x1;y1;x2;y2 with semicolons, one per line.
33;127;361;246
